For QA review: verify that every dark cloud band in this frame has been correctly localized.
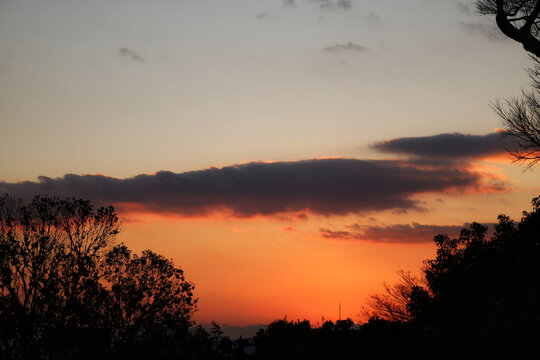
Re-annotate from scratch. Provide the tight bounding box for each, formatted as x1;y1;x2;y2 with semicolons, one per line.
372;132;513;160
0;158;504;217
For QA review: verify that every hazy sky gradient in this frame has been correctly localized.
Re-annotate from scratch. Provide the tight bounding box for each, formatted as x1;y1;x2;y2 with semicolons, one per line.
0;0;532;181
1;0;540;325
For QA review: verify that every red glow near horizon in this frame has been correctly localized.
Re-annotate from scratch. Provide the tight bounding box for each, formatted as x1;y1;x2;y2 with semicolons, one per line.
117;209;443;326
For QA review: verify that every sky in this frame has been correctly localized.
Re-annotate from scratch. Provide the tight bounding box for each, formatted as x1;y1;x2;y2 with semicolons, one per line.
1;0;540;328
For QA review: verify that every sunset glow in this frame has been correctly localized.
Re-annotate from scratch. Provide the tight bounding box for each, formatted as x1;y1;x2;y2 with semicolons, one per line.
2;0;540;333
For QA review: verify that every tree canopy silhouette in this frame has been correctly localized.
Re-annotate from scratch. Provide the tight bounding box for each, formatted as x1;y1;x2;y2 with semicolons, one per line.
0;194;198;359
364;197;540;355
416;206;539;338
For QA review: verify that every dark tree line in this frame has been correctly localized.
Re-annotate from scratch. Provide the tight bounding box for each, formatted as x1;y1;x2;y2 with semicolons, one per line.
369;200;538;354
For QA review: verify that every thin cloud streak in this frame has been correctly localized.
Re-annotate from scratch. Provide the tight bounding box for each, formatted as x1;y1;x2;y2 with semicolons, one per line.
318;0;352;11
284;0;352;11
0;158;506;218
320;222;496;244
456;2;472;15
324;42;368;53
460;22;508;41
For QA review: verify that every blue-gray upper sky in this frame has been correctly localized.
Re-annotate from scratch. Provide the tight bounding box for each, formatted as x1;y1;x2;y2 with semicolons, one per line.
0;0;532;182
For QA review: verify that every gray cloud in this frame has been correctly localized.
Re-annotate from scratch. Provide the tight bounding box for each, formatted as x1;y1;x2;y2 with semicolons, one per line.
320;222;496;244
324;42;368;53
460;22;507;41
283;0;352;11
318;0;352;11
0;158;504;218
372;132;513;160
365;12;382;26
283;0;295;8
118;47;144;62
457;2;472;15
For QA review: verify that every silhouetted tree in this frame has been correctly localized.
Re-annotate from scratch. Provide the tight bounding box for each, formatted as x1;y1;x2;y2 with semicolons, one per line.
102;245;197;358
0;194;201;359
254;318;313;360
476;1;540;166
477;0;540;56
359;197;539;356
406;199;540;354
0;195;119;358
361;270;425;322
182;322;231;360
491;56;540;166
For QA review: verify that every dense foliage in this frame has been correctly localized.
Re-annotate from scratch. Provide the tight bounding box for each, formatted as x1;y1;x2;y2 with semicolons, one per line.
409;210;539;343
0;195;205;359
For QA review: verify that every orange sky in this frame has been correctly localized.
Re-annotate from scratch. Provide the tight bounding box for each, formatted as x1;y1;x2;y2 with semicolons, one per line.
119;212;436;325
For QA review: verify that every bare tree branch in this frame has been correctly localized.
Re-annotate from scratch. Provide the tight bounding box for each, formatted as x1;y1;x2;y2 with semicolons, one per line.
360;270;427;322
476;2;540;167
477;0;540;56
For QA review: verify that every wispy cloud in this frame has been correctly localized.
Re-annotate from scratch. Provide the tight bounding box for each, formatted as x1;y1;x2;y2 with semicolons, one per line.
365;12;382;26
283;0;296;8
460;22;507;41
286;0;352;11
118;47;144;62
320;222;495;244
456;2;472;15
324;42;368;53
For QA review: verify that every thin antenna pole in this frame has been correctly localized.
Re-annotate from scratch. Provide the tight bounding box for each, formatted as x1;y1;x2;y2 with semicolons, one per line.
339;301;341;321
